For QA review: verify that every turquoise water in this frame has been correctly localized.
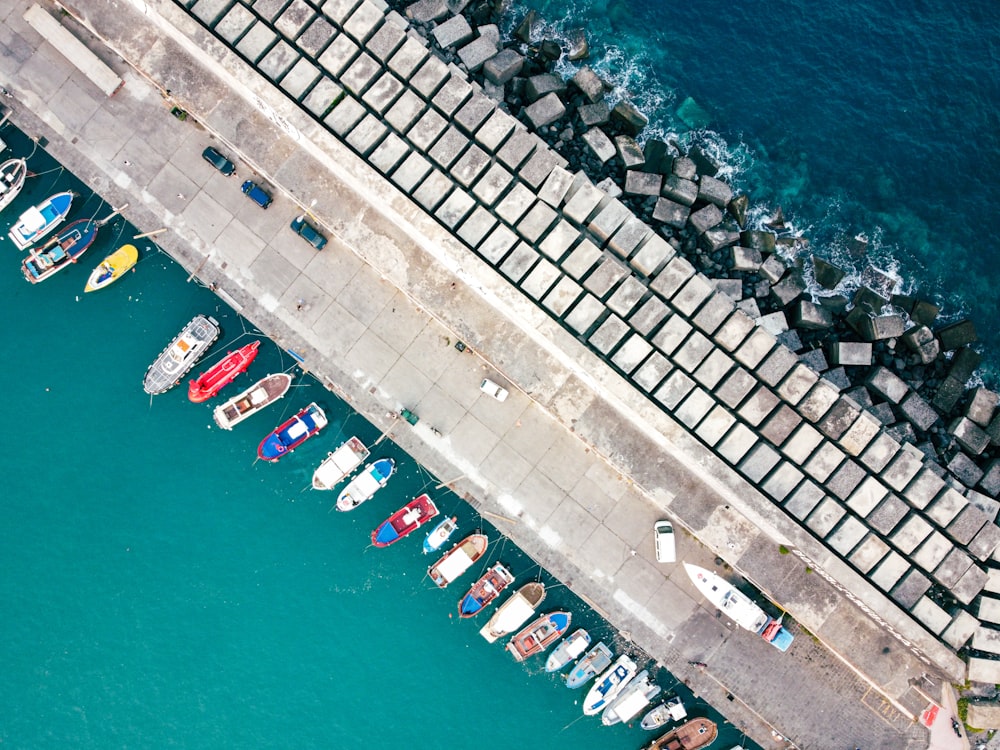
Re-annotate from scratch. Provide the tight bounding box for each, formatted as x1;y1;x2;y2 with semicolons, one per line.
513;0;1000;379
0;129;753;747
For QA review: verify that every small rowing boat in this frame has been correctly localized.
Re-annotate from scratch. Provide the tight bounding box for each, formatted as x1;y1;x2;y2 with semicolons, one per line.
257;402;327;462
371;494;438;547
423;515;458;555
212;373;292;429
458;561;514;617
427;533;489;588
0;158;28;214
84;243;138;292
644;718;718;750
312;436;369;491
506;611;571;662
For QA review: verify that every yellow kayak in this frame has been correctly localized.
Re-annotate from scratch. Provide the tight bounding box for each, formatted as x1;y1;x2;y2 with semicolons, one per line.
84;244;138;292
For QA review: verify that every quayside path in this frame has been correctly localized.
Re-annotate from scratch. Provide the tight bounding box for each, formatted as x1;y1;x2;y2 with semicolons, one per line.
0;1;969;747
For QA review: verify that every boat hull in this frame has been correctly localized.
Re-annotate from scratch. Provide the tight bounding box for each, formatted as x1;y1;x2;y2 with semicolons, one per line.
506;611;571;662
143;315;221;395
582;655;637;715
480;582;546;643
458;561;514;617
566;641;613;689
188;341;260;403
9;191;73;250
0;158;28;214
428;533;489;588
423;516;458;555
212;373;293;430
22;218;97;284
334;458;394;511
84;243;139;292
645;718;718;750
257;402;327;461
371;494;438;547
544;629;591;672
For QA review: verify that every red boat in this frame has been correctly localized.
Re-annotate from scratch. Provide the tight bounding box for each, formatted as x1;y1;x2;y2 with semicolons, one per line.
372;494;439;547
188;341;260;403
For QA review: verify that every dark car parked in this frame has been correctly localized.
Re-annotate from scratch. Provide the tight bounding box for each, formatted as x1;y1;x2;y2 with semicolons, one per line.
241;180;272;209
290;215;328;250
202;146;235;176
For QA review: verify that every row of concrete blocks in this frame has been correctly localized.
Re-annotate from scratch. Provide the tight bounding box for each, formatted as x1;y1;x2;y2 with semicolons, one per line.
188;0;997;654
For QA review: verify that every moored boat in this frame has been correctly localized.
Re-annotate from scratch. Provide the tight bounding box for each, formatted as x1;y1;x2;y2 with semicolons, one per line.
257;402;327;461
506;611;571;662
429;533;489;589
640;695;687;731
187;341;260;403
545;628;591;672
685;563;794;652
371;494;438;547
644;718;718;750
582;654;638;715
212;373;292;429
458;561;514;617
312;436;370;491
423;515;458;555
144;315;221;395
21;218;97;284
8;191;73;250
566;641;613;689
0;158;28;213
601;670;662;726
480;581;546;643
334;458;395;511
84;243;138;292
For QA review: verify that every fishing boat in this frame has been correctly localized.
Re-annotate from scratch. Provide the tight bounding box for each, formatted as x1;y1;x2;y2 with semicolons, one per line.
640;695;688;731
371;494;438;547
188;341;260;403
312;436;370;490
582;654;638;715
21;218;97;283
84;243;138;292
143;314;221;395
212;373;293;429
257;402;327;461
601;670;662;726
685;563;794;652
423;515;458;555
644;718;718;750
8;191;73;250
507;611;571;662
458;561;514;617
566;642;613;689
480;581;546;643
0;158;28;213
429;533;489;589
335;458;395;511
545;628;591;672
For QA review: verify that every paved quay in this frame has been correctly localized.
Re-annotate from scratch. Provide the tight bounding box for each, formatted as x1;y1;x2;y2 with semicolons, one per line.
0;1;960;747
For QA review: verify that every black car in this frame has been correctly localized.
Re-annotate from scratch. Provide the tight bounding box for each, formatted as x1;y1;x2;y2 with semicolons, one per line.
290;215;328;250
202;146;235;176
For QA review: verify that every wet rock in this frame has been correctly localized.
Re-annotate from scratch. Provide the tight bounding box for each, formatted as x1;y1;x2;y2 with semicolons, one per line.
949;346;982;383
570;66;606;103
610;99;648;136
687;204;723;234
697;175;733;208
652;197;690;229
818;295;851;314
771;272;806;306
523;91;565;128
932;375;965;413
741;230;776;254
901;325;940;364
661;175;698;206
577;102;609;127
966;388;998;427
433;14;473;48
862;265;897;298
730;246;762;272
936;319;977;351
625;171;661;197
792;300;835;330
537;40;562;64
728;194;749;228
764;206;786;230
910;299;940;327
687;144;721;176
582;128;615;163
759;255;786;284
513;9;537;43
641;140;673;175
567;28;589;61
700;228;740;253
812;256;845;290
615;136;644;169
870;314;905;340
675;95;711;129
849;233;869;258
853;286;888;314
525;73;565;102
483;48;523;85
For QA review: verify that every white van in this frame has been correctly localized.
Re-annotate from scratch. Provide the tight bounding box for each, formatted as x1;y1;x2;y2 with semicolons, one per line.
653;520;676;563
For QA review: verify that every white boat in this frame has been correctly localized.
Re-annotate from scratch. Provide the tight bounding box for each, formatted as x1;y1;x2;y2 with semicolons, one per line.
8;191;73;250
428;533;488;588
312;436;369;490
545;628;591;672
582;654;637;716
143;315;220;395
684;563;794;652
479;581;546;643
212;373;293;429
601;670;661;726
640;695;687;731
334;458;395;511
0;158;28;213
423;515;458;555
566;641;613;689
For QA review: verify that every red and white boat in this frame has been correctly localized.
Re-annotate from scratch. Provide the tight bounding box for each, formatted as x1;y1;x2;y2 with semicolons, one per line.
506;611;571;662
371;494;439;547
188;341;260;403
458;561;514;617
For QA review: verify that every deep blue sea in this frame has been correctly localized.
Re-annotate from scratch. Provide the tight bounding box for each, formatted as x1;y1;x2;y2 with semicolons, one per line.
515;0;1000;380
0;130;755;747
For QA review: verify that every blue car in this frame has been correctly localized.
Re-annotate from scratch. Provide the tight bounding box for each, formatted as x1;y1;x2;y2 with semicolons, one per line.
241;180;272;208
290;215;328;250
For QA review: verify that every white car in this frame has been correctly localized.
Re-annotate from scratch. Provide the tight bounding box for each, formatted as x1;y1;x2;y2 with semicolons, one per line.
480;378;509;402
654;520;676;563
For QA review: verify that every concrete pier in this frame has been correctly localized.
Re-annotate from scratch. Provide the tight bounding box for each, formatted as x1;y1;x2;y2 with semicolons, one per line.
1;0;976;747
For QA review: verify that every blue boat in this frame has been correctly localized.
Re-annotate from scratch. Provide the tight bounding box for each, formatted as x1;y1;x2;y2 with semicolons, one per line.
582;654;638;715
566;642;613;689
8;191;73;250
334;458;395;511
257;402;327;462
422;515;458;554
22;218;98;283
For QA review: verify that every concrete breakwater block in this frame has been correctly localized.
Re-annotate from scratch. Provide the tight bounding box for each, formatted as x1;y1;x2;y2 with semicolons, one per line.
581;128;615;163
812;256;846;290
791;300;834;330
482;48;523;84
570;65;607;103
900;324;940;364
523;92;566;129
828;341;872;367
433;14;473;48
610;99;647;136
936;319;977;351
697;175;732;207
457;34;498;71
